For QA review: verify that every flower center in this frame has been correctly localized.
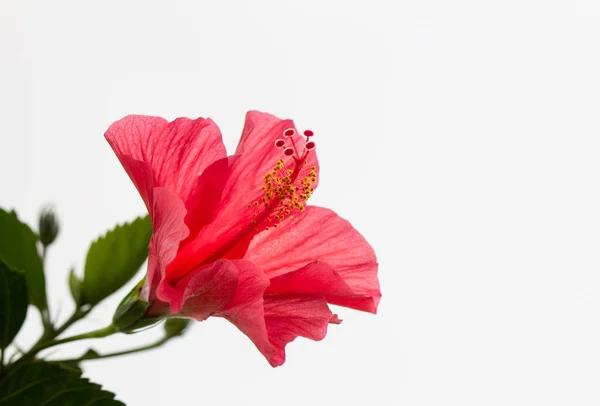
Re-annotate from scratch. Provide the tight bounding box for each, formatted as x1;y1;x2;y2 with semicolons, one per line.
248;128;317;231
189;128;317;270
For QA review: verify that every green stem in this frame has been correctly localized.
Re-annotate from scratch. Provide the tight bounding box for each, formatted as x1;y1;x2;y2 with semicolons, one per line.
26;307;90;358
6;309;99;374
40;308;53;334
32;325;117;353
6;344;24;364
55;336;171;364
39;247;55;335
0;348;5;378
53;308;91;338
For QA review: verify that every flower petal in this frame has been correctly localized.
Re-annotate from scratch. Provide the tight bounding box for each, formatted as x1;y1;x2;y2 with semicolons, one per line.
244;206;381;313
104;115;227;212
218;293;334;367
174;259;239;318
261;295;333;367
208;260;333;367
169;111;320;279
144;187;189;302
212;260;273;360
218;260;270;312
266;260;378;313
180;156;234;243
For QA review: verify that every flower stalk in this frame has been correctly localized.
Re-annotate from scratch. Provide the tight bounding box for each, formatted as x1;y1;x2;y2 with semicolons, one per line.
5;306;95;374
54;336;171;364
31;324;117;354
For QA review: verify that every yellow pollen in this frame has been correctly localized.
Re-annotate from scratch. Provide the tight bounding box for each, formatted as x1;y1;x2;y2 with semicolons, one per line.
247;157;318;231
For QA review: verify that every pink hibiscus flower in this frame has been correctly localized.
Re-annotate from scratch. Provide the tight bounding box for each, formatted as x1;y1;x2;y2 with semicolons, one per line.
105;111;380;367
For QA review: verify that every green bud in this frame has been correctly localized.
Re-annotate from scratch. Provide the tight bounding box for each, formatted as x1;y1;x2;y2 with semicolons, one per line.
38;205;60;247
112;277;162;333
164;318;191;338
113;297;151;332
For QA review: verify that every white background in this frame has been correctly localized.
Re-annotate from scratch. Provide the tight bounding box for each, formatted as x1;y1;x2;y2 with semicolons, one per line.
2;1;600;405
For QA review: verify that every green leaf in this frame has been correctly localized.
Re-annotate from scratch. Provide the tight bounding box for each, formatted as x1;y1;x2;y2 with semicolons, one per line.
68;268;83;306
0;361;124;405
0;262;28;350
81;216;151;306
0;209;47;311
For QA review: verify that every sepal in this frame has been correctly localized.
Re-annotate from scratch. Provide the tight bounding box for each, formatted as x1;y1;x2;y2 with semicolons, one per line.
112;278;162;333
164;318;191;338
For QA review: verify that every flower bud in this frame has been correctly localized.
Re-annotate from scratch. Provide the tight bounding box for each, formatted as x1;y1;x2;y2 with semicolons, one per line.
113;298;150;332
113;277;162;333
38;205;60;247
164;318;191;338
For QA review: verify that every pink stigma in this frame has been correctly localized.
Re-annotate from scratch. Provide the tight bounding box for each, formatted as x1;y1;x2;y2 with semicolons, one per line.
274;139;286;148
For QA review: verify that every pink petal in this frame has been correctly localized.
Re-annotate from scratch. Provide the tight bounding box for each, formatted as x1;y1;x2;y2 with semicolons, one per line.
244;206;381;313
213;260;273;360
329;314;343;324
180;156;235;244
174;259;239;318
169;111;320;279
266;260;378;313
209;261;333;367
145;187;189;302
104;115;227;214
262;295;333;367
219;260;270;311
218;293;334;367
